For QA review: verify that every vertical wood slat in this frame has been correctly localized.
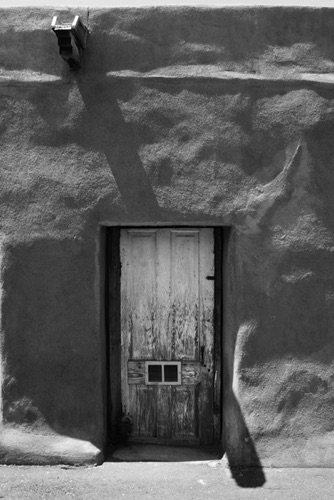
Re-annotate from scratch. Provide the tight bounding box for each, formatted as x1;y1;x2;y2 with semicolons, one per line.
120;230;130;417
156;386;173;439
108;227;122;442
213;228;223;443
129;231;157;359
198;228;215;445
121;230;158;436
171;230;199;361
137;385;157;437
156;229;172;360
172;385;198;438
128;385;139;437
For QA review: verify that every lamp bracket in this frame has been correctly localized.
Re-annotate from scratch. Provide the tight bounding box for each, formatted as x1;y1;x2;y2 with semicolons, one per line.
51;15;88;69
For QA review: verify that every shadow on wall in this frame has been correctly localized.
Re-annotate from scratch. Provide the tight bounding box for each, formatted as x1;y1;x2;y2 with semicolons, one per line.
224;391;266;488
74;73;161;221
222;230;266;488
1;238;104;449
70;71;223;224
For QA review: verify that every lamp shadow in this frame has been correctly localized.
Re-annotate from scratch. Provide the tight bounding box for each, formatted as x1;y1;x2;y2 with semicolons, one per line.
73;73;162;221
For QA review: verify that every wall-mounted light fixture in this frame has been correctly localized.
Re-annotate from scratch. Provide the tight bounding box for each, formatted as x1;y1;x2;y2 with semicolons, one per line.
51;15;88;69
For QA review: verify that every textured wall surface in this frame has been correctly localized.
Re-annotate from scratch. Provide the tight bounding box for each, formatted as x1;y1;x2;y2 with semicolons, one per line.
1;6;334;466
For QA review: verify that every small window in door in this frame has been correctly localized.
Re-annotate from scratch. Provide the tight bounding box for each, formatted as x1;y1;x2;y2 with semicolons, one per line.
148;364;162;383
145;361;181;385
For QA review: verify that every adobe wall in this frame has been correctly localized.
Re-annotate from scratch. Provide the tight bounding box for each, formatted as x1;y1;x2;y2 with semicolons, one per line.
1;6;334;465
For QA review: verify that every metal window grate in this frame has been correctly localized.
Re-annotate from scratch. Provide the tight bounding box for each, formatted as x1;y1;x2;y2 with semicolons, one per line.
145;361;181;385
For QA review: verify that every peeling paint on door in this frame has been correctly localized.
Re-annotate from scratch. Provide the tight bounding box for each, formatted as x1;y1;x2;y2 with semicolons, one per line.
120;228;216;444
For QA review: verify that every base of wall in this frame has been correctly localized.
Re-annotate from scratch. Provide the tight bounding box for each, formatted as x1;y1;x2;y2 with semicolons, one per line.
255;433;334;468
0;427;103;465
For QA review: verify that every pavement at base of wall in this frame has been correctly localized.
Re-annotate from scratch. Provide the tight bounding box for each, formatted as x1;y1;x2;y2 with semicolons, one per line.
0;445;334;500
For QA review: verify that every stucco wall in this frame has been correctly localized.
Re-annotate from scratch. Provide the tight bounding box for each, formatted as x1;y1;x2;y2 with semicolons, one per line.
1;6;334;465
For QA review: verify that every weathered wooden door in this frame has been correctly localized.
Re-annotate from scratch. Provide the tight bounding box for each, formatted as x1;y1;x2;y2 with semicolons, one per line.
120;228;216;445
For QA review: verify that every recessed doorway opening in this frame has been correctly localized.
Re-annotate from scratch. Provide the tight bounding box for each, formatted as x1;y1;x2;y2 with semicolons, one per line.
105;226;225;452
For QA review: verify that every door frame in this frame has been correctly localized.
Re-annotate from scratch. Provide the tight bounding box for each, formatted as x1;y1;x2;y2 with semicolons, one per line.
105;226;223;446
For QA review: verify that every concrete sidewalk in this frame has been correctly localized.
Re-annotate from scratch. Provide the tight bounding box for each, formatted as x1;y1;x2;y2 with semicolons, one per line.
0;446;333;500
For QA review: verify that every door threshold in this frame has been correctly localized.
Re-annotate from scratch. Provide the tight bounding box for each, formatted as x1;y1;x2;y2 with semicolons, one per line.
108;443;223;462
128;437;201;446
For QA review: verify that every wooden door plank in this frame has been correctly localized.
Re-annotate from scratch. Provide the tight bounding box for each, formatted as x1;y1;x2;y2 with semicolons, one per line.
172;385;198;438
171;230;200;360
181;361;201;385
128;230;157;359
127;360;146;384
199;228;215;445
155;229;172;360
213;228;223;443
137;385;157;437
199;228;215;369
156;386;172;439
120;230;131;416
128;384;139;437
120;230;157;418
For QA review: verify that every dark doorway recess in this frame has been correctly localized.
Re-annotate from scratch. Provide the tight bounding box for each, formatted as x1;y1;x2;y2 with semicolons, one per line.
105;226;224;455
